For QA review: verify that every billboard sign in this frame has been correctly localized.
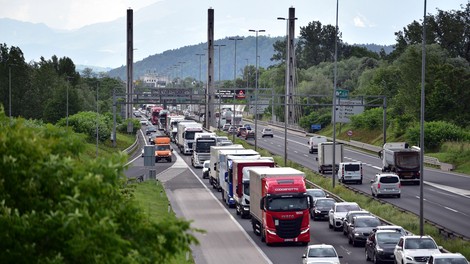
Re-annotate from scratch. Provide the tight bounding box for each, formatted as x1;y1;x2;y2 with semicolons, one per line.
333;99;364;123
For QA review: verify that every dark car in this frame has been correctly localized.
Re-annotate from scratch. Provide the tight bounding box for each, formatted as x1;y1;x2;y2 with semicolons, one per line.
310;198;335;221
365;230;403;263
342;210;371;237
306;188;328;202
237;127;247;137
145;125;157;135
347;215;381;246
240;128;255;140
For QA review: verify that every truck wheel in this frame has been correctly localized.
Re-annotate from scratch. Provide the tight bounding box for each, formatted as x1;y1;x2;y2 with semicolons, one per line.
236;204;241;215
167;157;172;162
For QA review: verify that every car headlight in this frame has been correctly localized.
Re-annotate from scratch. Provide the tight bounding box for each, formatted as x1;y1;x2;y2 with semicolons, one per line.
405;256;413;261
315;209;321;213
354;232;360;237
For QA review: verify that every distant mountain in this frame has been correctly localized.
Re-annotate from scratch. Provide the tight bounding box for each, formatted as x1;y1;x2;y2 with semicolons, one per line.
107;36;284;81
356;43;394;54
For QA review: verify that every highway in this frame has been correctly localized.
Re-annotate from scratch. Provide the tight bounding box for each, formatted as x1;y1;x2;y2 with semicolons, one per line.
126;123;469;264
244;124;470;239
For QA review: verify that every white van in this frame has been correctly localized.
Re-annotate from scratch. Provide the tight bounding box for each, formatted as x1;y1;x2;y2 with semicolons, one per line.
308;136;328;153
337;162;363;184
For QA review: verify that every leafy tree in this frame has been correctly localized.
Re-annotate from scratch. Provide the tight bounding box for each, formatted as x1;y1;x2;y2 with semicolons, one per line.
297;21;340;68
0;110;198;262
405;121;470;150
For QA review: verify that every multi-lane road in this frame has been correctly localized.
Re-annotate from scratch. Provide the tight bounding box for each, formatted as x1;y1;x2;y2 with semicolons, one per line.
126;123;469;264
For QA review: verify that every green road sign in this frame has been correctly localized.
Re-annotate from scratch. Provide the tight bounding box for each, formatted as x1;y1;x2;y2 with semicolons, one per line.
336;89;349;98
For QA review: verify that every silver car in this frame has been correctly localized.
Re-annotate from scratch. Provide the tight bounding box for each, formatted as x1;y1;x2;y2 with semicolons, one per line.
370;173;401;198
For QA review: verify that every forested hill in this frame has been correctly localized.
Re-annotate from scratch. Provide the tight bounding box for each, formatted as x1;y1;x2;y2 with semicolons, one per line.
106;36;393;81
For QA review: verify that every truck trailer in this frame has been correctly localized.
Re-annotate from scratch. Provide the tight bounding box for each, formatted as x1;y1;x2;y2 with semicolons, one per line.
209;145;244;189
249;167;312;245
379;142;420;185
217;149;260;202
316;142;344;174
231;159;276;218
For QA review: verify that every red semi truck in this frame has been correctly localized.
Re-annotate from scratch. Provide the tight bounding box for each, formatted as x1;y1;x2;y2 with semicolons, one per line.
249;167;313;246
231;159;276;218
150;106;163;126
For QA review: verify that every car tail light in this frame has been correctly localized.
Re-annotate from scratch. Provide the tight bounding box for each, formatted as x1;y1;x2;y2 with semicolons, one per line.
377;183;381;189
398;182;401;188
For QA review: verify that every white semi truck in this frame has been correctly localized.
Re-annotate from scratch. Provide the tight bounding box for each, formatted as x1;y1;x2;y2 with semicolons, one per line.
176;122;203;155
191;132;217;168
316;142;344;174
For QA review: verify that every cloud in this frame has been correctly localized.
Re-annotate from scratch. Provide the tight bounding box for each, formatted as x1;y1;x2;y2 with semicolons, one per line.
353;13;375;28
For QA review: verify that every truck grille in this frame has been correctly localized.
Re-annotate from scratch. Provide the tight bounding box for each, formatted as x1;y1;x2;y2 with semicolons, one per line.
274;217;302;239
199;153;210;161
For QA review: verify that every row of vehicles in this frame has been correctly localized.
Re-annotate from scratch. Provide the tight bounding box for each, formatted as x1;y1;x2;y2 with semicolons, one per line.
306;196;467;264
204;143;313;246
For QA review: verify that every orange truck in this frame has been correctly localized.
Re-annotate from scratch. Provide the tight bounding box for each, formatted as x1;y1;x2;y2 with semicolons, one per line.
154;136;172;162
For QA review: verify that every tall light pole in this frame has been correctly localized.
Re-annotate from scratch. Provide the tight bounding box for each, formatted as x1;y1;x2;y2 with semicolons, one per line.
229;37;243;141
249;29;265;151
8;64;16;122
278;12;297;166
96;81;99;157
332;0;339;188
215;44;226;129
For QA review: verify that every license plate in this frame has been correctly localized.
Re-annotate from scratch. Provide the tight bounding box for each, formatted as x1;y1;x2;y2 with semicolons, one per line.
284;238;294;242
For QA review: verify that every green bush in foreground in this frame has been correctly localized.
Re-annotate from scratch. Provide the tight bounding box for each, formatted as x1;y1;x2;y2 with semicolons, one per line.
0;111;198;263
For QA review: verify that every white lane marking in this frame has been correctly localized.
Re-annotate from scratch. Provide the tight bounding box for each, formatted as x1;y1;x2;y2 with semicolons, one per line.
445;207;458;213
294;150;298;154
425;181;470;197
304;154;309;157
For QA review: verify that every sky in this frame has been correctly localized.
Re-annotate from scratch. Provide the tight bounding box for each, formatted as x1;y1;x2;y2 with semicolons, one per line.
1;0;468;67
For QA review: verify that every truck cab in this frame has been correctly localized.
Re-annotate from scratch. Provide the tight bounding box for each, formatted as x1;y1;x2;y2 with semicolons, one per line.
191;132;217;168
154;136;172;162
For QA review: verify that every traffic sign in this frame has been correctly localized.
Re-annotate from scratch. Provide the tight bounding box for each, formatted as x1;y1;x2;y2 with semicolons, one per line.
335;89;349;98
347;130;353;136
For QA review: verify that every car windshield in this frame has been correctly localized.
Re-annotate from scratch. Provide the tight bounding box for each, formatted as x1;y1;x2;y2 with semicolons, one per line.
203;162;210;168
336;204;361;212
308;247;337;258
404;238;437;249
355;218;381;227
376;232;402;245
316;199;335;207
307;190;325;197
434;258;467;264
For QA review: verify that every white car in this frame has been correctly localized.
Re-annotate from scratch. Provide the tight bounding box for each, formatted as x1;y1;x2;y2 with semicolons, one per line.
302;244;342;264
202;160;210;179
328;202;361;231
261;128;274;138
371;173;401;198
394;235;442;264
427;253;469;264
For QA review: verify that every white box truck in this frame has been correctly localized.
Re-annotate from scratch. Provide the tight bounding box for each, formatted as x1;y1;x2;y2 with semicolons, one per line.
316;142;343;174
209;145;244;188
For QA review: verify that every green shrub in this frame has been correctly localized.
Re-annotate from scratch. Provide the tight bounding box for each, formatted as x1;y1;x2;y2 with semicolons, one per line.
350;107;383;130
405;121;469;151
57;111;112;142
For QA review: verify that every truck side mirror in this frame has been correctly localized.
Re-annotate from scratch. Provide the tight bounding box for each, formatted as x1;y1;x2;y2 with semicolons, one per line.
378;150;382;158
308;195;314;209
260;197;265;211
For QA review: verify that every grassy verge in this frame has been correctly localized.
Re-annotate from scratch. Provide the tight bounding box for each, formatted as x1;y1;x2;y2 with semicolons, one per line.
227;132;470;259
131;180;195;264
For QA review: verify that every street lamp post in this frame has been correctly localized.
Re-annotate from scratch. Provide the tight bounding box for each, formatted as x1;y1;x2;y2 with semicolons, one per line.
278;15;297;166
215;44;226;130
332;0;339;188
249;29;265;151
229;37;243;141
96;81;99;157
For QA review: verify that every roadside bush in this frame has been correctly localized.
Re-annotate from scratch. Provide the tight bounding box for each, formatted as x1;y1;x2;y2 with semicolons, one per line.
390;113;415;138
405;121;469;151
117;118;140;134
350;107;383;130
57;111;111;142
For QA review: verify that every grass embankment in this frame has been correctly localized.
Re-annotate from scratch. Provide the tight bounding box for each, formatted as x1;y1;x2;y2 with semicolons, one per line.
132;181;194;264
229;133;470;259
85;132;194;263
